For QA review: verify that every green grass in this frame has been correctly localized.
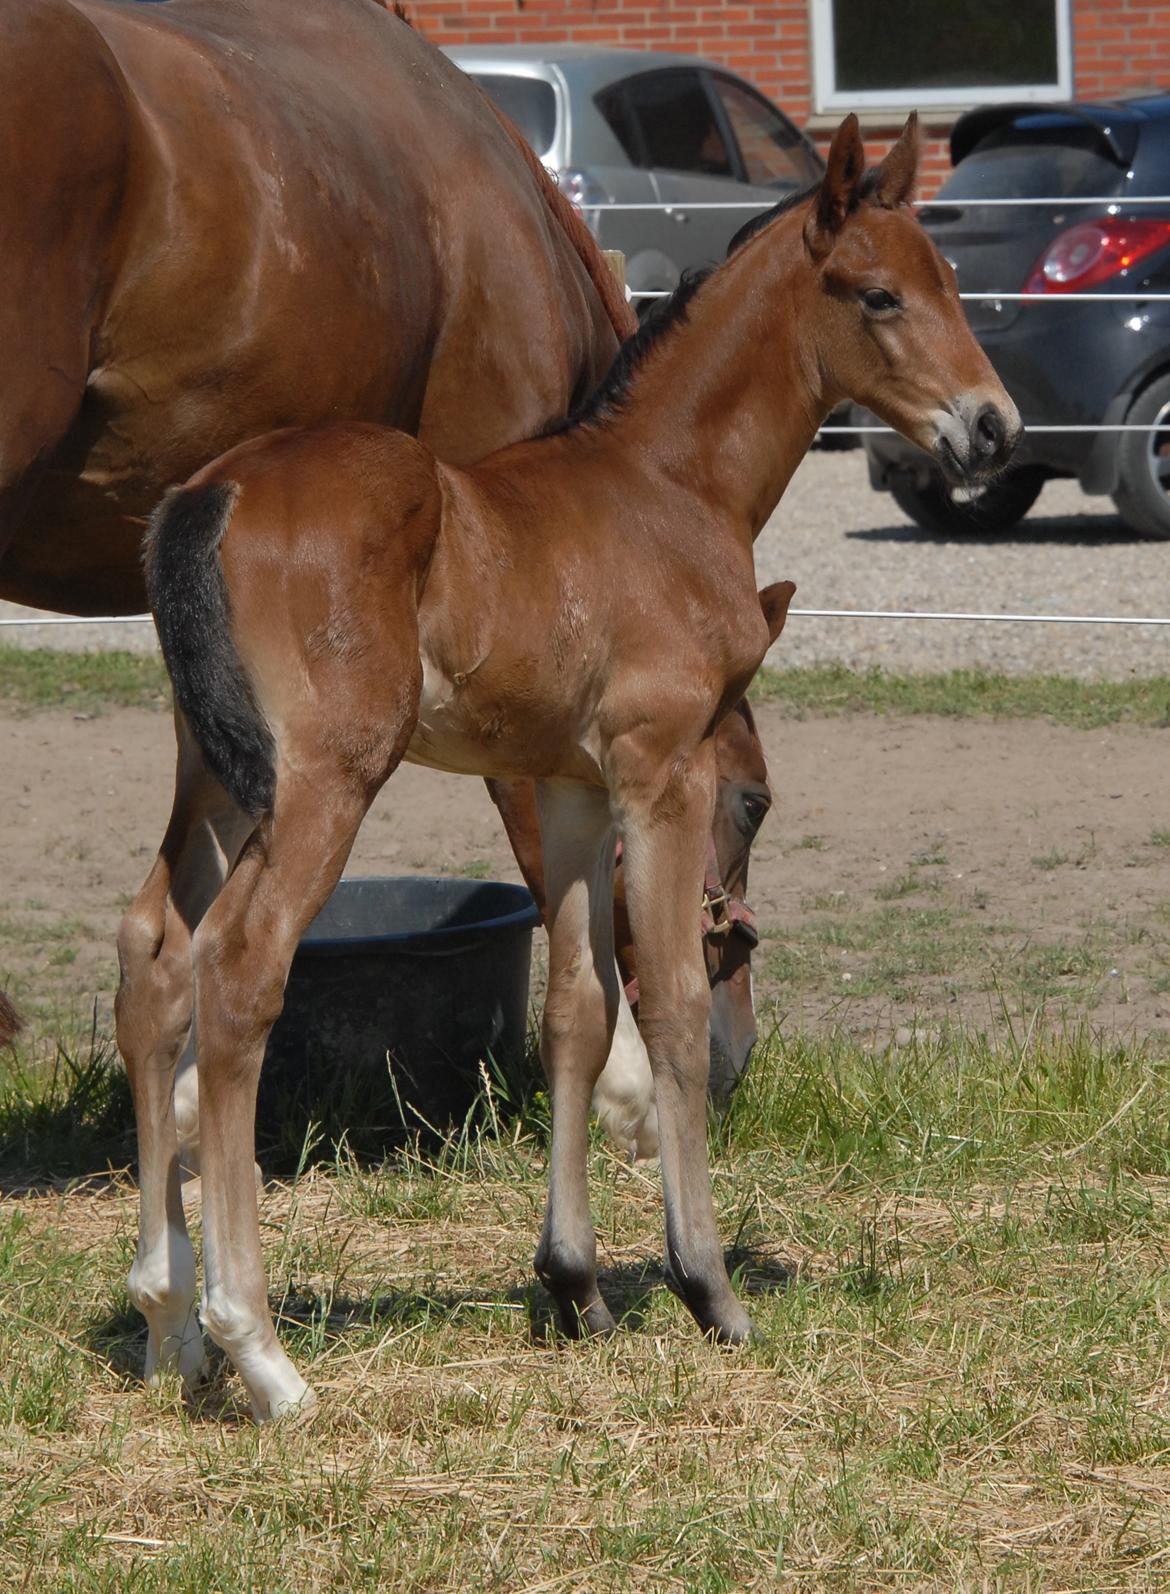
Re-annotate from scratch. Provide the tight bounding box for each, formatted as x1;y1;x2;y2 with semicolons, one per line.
5;648;1170;729
3;1020;1170;1587
0;647;169;715
751;661;1170;728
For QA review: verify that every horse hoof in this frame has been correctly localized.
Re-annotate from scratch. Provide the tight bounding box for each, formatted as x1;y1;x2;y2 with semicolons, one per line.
708;1311;756;1349
554;1294;617;1339
254;1383;319;1426
578;1297;618;1337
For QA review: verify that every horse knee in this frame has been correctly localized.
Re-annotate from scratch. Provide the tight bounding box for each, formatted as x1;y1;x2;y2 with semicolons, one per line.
115;902;192;1061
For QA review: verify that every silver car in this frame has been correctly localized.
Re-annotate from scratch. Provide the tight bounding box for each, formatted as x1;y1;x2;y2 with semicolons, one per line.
444;45;824;306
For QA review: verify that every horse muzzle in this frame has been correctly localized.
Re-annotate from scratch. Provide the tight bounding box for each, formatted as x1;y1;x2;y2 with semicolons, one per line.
931;396;1023;486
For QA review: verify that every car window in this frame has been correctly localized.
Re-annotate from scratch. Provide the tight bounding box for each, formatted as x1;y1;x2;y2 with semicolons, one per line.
606;70;733;178
594;82;645;166
710;76;822;190
468;73;557;157
942;125;1127;201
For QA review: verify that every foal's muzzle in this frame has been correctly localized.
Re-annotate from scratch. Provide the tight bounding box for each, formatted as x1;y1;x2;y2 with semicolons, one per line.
933;396;1023;485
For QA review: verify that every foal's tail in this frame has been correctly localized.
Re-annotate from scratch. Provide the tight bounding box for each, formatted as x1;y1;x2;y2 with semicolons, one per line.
145;482;276;817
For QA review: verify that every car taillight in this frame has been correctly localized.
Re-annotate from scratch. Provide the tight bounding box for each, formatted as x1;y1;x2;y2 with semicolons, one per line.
556;168;607;209
1025;218;1170;293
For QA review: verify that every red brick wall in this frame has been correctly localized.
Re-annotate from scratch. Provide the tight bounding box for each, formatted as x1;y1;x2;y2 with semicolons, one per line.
406;0;1170;196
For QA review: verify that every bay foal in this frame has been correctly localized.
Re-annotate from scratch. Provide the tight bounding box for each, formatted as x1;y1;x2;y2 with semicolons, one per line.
118;114;1021;1420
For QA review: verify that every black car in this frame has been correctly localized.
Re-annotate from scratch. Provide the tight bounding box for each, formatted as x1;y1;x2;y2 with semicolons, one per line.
862;95;1170;538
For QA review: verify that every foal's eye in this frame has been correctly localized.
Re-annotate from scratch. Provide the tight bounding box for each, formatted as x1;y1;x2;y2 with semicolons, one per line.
861;287;901;315
741;794;770;831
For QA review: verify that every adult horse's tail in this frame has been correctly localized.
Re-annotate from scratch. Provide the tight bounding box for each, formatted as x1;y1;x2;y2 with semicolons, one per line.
145;484;276;817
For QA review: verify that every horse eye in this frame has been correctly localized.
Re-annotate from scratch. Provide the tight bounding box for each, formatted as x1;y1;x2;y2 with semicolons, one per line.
741;794;770;830
862;287;900;315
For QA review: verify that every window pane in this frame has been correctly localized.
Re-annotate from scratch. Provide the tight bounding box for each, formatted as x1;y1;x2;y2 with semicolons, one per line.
942;125;1127;201
468;74;557;156
624;72;733;177
595;84;643;165
711;78;821;189
832;0;1058;93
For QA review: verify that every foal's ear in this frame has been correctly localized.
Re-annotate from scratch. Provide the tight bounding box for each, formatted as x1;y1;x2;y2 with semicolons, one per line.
805;114;865;261
759;580;796;645
873;112;920;208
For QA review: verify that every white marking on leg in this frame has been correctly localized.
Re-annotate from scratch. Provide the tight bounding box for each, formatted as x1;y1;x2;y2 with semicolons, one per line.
200;1279;316;1424
128;1222;209;1392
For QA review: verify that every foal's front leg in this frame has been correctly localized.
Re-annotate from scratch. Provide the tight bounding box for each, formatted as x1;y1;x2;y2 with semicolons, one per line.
533;780;621;1335
617;740;753;1344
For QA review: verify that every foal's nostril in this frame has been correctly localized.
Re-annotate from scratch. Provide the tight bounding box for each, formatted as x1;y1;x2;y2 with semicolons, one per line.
974;404;1006;461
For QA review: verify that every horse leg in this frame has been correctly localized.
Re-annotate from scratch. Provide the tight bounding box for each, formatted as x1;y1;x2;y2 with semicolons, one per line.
532;780;620;1336
489;774;659;1160
618;740;753;1344
192;768;375;1421
116;719;253;1389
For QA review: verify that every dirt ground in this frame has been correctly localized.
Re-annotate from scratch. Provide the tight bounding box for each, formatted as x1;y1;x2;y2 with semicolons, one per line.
2;701;1169;1048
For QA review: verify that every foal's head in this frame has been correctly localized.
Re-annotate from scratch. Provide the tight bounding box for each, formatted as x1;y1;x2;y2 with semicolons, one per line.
784;114;1021;484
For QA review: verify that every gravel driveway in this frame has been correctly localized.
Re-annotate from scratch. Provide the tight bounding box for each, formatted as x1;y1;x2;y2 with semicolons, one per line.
3;449;1166;678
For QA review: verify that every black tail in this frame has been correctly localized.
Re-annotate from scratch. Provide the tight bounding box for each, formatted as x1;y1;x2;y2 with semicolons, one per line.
145;482;276;816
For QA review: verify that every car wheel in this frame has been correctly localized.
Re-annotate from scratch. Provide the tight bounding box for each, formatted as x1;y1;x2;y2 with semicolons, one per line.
1112;374;1170;540
888;466;1046;536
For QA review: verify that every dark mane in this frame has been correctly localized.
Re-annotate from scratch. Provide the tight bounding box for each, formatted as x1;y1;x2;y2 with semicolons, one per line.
724;176;821;254
542;265;713;436
547;174;842;438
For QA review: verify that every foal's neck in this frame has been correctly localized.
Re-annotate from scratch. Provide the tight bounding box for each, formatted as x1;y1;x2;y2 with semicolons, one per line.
579;211;829;542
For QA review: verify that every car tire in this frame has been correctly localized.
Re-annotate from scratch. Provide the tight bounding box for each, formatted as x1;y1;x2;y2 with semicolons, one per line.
888;466;1046;537
1111;373;1170;540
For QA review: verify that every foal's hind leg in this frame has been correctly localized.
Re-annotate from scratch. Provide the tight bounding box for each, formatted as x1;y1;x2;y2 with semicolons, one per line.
116;718;253;1389
533;780;620;1336
193;765;382;1421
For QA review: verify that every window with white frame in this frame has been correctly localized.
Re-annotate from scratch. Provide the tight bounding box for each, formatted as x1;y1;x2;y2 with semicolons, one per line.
810;0;1072;114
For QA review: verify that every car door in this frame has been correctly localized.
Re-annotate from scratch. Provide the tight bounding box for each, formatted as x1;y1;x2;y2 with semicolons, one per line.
619;68;747;275
705;72;824;214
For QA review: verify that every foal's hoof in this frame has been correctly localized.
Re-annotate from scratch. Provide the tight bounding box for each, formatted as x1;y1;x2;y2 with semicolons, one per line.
573;1296;619;1338
253;1383;320;1427
706;1311;757;1349
547;1291;618;1340
664;1264;755;1346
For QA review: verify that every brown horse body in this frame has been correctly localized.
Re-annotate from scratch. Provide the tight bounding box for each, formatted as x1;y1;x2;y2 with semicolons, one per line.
0;0;622;613
118;116;1021;1420
0;0;767;1081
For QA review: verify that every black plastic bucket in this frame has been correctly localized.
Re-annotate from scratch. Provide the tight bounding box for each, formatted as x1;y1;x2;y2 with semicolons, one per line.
259;876;540;1162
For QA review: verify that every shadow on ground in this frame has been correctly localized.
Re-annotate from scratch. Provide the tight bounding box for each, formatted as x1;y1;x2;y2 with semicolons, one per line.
88;1242;798;1418
847;511;1158;548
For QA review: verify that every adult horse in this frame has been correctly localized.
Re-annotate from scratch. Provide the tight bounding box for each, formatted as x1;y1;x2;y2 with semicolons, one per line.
0;0;769;1103
122;113;1021;1419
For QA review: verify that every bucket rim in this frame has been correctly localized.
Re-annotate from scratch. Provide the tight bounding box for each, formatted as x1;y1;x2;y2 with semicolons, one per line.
298;874;541;951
